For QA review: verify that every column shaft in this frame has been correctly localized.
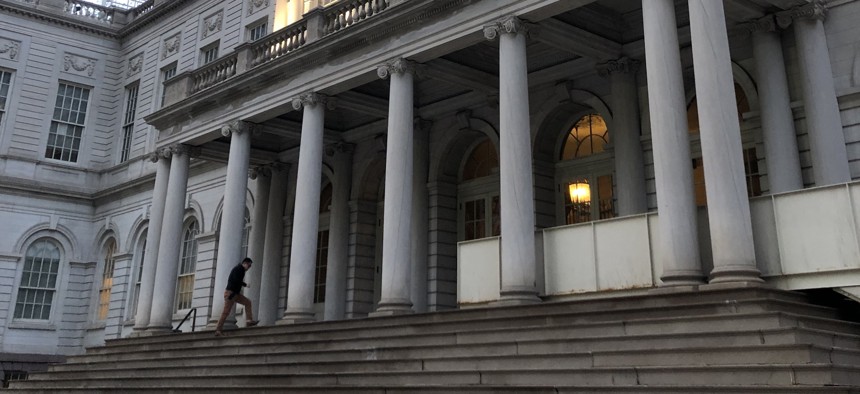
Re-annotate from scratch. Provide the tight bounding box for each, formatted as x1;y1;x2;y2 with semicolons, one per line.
642;0;703;284
792;7;850;185
411;121;429;313
245;170;271;314
324;147;352;320
132;153;169;333
489;17;539;303
281;96;326;323
606;60;647;216
209;124;252;329
751;24;803;193
259;165;291;325
374;59;415;315
147;146;190;331
689;0;761;283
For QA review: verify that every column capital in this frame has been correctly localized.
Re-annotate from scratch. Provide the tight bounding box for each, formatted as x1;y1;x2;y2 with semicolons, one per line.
324;141;355;157
162;144;191;158
291;92;331;111
220;120;258;137
596;57;641;77
377;58;421;79
248;165;273;180
483;16;528;40
776;0;826;29
148;148;170;162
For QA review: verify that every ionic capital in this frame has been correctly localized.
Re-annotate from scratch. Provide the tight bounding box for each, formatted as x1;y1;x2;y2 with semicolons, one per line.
483;16;528;41
740;15;778;35
776;0;826;29
377;58;420;80
291;92;330;111
324;141;356;157
222;120;255;137
596;57;641;77
249;165;272;180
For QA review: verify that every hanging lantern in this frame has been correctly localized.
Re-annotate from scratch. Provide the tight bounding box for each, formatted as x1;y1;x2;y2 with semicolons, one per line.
568;181;590;204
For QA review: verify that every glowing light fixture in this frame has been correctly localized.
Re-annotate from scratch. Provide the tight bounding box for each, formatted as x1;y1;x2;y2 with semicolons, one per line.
568;181;590;204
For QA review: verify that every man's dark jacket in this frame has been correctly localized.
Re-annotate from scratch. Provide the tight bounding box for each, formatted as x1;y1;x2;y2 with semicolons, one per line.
226;263;246;294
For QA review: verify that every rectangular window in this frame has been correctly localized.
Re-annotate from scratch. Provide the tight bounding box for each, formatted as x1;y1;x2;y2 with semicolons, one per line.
175;222;198;311
0;69;12;126
313;230;329;303
248;22;267;42
201;44;219;65
46;83;90;163
119;84;138;163
160;64;177;107
3;371;27;388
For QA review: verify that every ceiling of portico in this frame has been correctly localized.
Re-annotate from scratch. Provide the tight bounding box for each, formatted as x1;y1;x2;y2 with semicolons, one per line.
209;0;810;162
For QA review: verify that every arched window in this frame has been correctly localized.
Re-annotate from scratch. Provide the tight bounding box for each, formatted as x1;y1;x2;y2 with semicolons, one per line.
558;114;614;224
240;209;251;259
315;183;333;304
14;239;61;320
686;83;760;206
460;139;500;241
131;238;145;318
560;114;609;160
175;220;199;311
97;239;117;320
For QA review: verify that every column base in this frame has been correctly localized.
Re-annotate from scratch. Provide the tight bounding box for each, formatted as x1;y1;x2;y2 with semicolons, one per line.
494;289;541;306
660;269;706;286
369;300;414;317
127;326;148;338
277;310;316;325
709;265;763;284
136;325;174;337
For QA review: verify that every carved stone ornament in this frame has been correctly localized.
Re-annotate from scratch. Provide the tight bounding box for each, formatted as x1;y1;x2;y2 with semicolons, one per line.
377;58;419;79
202;11;224;39
169;144;191;157
63;53;96;77
162;33;181;60
483;16;527;41
740;15;777;35
247;0;270;16
127;53;144;77
776;0;826;29
596;57;640;77
291;92;328;111
0;38;21;61
221;120;255;137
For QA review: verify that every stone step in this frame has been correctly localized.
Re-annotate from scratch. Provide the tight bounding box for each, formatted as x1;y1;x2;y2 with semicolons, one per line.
63;312;860;366
49;327;860;372
8;386;860;394
33;345;860;381
13;364;860;389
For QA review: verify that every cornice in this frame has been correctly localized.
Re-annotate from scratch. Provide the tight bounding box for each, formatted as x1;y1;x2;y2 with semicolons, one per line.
0;1;118;39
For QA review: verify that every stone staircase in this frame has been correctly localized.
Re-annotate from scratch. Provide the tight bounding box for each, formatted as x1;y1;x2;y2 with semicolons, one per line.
9;285;860;393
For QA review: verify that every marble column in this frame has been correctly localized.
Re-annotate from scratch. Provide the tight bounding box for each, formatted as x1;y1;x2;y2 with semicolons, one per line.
280;93;327;324
259;164;291;325
208;121;253;330
689;0;762;283
411;119;430;313
324;144;353;321
598;58;648;216
131;149;170;334
642;0;703;285
146;144;191;332
778;1;850;186
372;58;417;316
245;166;271;315
746;16;803;194
484;16;540;304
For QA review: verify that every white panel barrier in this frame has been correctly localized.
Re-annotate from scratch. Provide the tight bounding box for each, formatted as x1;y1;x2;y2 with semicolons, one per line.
457;237;500;305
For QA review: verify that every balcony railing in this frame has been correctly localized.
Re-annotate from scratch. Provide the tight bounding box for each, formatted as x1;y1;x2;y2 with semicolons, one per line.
249;21;308;68
324;0;389;35
192;54;238;93
64;0;115;24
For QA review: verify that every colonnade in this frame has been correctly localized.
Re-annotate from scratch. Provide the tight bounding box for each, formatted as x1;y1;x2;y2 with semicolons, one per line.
131;0;848;334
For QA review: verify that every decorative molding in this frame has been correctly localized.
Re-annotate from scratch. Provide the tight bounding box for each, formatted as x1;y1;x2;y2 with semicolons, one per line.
63;53;96;77
596;57;640;77
324;142;355;157
162;33;181;59
291;92;329;110
483;15;527;41
127;52;144;77
220;119;256;137
202;10;224;39
740;15;777;34
776;0;827;29
377;58;420;79
0;38;21;61
247;0;269;16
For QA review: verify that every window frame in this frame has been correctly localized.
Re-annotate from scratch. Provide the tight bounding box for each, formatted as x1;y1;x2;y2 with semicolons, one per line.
96;238;117;321
200;42;220;66
13;238;63;323
247;19;268;42
0;68;13;130
45;81;92;163
159;63;178;108
119;82;139;163
175;219;199;312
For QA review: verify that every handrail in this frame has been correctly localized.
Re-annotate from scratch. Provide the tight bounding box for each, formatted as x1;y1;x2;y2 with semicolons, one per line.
190;53;238;94
172;307;197;333
64;0;115;24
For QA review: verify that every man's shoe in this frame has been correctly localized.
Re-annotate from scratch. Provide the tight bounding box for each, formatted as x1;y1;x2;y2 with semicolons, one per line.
246;320;259;327
214;330;223;337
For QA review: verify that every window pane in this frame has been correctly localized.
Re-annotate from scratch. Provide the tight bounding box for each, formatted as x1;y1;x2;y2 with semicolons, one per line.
47;83;90;163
